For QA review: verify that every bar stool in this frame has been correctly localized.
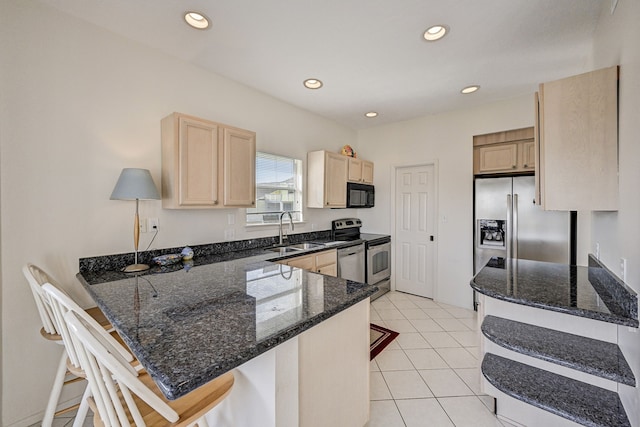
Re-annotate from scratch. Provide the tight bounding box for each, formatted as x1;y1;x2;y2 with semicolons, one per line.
22;263;114;426
62;307;235;426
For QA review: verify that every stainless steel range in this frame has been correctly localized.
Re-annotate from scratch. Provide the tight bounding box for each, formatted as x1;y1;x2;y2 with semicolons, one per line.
332;218;391;300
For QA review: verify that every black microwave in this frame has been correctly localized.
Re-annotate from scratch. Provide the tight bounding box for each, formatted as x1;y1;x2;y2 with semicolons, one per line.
346;182;375;208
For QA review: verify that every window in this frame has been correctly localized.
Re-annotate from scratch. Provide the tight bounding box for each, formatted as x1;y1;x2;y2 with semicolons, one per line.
246;152;303;225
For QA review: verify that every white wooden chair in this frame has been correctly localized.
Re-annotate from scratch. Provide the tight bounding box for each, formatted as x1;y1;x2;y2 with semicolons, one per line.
22;263;114;426
63;307;235;426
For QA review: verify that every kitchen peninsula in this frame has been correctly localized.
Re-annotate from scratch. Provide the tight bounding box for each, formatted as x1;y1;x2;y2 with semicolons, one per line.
77;237;377;427
471;255;637;426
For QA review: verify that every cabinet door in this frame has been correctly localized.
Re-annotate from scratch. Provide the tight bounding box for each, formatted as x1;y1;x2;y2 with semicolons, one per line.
178;116;219;206
477;144;517;173
519;140;535;171
287;254;314;270
361;161;374;184
222;127;256;207
325;152;348;207
539;65;618;210
348;158;363;182
317;264;337;277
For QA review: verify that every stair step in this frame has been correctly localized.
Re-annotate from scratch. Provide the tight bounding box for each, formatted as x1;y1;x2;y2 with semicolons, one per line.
482;353;631;427
481;315;635;386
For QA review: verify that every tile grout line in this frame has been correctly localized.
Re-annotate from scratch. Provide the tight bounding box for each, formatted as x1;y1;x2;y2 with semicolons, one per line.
370;291;503;427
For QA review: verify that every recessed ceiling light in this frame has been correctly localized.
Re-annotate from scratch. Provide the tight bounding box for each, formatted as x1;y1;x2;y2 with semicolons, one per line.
303;79;323;89
423;25;448;41
184;11;210;30
461;85;480;94
365;112;378;118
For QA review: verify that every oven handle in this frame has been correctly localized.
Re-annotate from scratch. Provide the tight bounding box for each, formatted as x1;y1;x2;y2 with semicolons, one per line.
367;241;390;254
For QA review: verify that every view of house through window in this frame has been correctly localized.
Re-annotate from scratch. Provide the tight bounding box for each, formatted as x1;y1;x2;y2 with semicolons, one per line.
246;152;303;224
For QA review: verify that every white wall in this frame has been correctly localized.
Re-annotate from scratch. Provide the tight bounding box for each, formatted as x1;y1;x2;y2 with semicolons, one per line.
589;1;640;425
356;96;534;308
0;2;359;425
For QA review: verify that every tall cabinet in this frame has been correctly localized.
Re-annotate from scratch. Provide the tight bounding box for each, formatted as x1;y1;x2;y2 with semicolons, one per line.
535;66;618;211
161;112;255;209
307;150;349;208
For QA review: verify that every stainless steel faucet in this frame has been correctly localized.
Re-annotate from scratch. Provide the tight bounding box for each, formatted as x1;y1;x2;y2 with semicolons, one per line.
279;211;294;245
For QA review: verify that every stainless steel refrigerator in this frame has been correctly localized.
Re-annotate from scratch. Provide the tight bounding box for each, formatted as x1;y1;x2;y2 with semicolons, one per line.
474;175;572;274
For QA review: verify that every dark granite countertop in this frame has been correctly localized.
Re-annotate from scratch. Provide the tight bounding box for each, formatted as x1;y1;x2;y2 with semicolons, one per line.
77;244;377;400
481;315;635;386
470;256;638;327
482;353;631;427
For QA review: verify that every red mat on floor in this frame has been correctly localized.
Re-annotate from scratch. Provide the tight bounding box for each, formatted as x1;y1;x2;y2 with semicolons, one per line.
370;323;399;360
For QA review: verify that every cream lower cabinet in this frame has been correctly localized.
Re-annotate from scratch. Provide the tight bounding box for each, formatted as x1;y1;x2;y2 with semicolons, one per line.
161;113;255;209
277;249;337;277
348;157;374;184
536;66;618;210
307;151;348;208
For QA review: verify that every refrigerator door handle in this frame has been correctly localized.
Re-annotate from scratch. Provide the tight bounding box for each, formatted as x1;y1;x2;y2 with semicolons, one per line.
506;194;512;259
513;194;519;260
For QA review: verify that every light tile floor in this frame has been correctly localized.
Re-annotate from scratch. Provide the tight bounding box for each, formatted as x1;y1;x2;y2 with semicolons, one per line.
367;290;512;427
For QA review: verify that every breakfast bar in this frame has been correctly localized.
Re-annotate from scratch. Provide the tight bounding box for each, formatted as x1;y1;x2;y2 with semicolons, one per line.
77;244;377;426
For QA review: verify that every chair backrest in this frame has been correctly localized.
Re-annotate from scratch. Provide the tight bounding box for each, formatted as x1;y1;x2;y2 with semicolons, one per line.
22;263;62;336
64;310;180;426
42;283;134;372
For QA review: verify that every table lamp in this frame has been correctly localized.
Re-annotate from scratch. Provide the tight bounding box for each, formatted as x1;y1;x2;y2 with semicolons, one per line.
110;168;160;272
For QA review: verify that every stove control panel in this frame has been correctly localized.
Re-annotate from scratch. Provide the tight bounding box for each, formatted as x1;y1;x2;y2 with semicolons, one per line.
332;218;362;230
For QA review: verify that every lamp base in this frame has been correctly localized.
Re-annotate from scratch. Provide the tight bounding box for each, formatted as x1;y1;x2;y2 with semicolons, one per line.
123;263;150;273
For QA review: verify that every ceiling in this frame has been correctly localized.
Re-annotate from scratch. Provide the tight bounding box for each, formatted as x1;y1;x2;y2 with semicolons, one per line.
41;0;606;129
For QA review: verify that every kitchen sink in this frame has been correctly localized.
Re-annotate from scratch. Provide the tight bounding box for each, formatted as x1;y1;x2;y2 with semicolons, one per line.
265;242;324;253
286;243;324;250
265;247;302;253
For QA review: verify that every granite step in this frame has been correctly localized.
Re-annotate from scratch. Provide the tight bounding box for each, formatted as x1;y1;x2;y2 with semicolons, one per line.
481;315;636;386
482;353;631;427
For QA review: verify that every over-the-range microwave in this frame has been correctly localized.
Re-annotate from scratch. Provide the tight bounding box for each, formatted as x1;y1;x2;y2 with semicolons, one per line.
346;182;375;208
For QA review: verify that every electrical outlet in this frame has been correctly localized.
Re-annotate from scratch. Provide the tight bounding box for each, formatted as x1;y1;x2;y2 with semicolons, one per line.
224;229;235;240
148;218;159;231
228;213;235;225
596;242;600;259
620;257;627;282
138;218;148;233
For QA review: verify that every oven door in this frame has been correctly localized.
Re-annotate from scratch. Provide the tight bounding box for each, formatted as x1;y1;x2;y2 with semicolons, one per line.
367;241;391;285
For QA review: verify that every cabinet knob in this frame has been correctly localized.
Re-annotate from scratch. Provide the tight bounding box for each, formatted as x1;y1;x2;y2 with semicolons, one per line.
523;164;528;168
213;200;218;205
512;165;516;169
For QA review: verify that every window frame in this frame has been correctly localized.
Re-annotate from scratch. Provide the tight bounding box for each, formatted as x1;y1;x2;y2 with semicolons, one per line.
246;151;304;226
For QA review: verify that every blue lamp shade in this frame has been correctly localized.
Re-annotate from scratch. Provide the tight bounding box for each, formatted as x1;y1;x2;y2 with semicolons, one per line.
110;168;160;201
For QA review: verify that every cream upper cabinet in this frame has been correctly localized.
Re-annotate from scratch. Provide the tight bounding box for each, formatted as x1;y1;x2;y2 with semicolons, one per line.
222;126;256;207
473;127;535;175
477;144;518;173
161;113;256;209
361;160;374;184
307;150;348;208
537;66;618;211
347;158;374;184
520;140;535;171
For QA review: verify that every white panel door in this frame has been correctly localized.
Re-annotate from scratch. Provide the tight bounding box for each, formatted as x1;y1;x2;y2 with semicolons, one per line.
395;165;436;298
